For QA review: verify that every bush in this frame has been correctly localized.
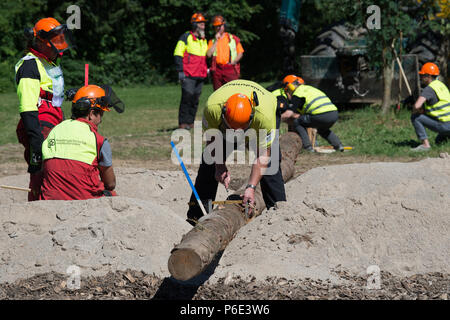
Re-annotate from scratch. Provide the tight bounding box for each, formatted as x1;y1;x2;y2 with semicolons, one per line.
0;60;15;93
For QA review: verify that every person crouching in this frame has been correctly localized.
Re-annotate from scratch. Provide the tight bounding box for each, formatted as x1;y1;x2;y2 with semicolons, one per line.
40;84;124;200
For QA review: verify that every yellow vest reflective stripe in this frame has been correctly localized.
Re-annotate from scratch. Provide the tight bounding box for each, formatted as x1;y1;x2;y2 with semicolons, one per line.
212;33;237;63
293;85;337;115
425;80;450;122
43;120;98;164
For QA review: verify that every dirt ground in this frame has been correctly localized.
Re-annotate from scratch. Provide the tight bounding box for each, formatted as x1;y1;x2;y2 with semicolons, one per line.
0;269;448;300
1;142;448;300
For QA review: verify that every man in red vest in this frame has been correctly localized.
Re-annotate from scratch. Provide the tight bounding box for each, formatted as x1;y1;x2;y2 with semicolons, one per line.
40;85;125;200
174;13;208;129
207;15;244;91
15;17;74;200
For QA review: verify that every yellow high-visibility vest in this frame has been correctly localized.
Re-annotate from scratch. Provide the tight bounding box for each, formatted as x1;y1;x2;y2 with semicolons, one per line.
293;85;337;115
425;80;450;122
43;120;98;165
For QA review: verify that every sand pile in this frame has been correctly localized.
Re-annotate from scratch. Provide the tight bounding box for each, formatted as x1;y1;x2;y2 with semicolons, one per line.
0;196;191;284
0;168;227;284
0;158;448;285
209;158;450;283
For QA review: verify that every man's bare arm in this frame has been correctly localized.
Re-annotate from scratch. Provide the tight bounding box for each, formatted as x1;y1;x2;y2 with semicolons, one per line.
231;52;243;65
413;96;426;114
99;166;116;191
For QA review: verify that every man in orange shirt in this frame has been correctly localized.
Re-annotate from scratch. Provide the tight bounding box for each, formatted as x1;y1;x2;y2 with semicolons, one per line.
206;15;244;91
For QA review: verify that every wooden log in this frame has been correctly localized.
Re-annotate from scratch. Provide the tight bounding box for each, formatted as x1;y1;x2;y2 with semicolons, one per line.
168;132;302;281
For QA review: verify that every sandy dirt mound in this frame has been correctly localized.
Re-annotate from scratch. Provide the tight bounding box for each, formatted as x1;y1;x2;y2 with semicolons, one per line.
0;197;191;284
208;158;450;283
0;168;228;284
0;158;448;288
0;168;229;216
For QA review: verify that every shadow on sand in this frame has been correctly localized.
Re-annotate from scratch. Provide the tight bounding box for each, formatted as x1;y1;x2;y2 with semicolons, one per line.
151;251;224;300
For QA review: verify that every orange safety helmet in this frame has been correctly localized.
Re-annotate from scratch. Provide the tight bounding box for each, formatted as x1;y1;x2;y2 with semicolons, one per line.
72;85;110;113
191;13;207;23
222;93;256;130
31;17;73;54
283;75;305;93
419;62;439;76
212;15;225;27
69;84;125;116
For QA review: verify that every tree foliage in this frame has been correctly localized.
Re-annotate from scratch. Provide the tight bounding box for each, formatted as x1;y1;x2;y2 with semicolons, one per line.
0;0;272;91
0;0;447;94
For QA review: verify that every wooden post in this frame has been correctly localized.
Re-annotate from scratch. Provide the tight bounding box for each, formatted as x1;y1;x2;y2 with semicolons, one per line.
168;132;302;281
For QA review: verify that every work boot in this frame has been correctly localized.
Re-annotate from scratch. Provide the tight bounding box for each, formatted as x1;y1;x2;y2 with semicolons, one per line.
304;146;315;153
334;144;345;152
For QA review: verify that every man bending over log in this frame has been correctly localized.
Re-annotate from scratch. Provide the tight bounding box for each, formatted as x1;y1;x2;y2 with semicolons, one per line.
186;79;286;225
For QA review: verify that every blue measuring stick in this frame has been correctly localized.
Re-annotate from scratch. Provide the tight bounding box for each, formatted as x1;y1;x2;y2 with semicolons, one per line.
170;141;207;216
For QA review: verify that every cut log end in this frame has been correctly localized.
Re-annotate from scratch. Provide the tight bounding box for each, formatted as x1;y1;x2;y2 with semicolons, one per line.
168;248;203;281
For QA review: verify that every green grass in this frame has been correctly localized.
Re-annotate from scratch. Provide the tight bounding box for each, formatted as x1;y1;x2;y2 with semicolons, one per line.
327;107;449;157
1;85;448;162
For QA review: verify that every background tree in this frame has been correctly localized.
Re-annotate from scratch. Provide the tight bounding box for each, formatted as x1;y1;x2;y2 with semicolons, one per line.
314;0;447;114
2;0;445;99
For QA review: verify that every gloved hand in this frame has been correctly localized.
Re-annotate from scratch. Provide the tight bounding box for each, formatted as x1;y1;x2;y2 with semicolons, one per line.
402;95;415;105
28;150;42;174
178;72;185;83
215;164;230;189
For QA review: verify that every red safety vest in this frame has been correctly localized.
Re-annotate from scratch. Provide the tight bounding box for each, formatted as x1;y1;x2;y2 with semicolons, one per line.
39;118;106;200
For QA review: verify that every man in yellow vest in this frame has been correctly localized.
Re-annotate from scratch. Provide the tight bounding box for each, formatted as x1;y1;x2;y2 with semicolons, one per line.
174;13;208;129
40;85;124;200
15;17;74;200
280;75;344;152
410;62;450;151
206;15;244;91
186;79;286;225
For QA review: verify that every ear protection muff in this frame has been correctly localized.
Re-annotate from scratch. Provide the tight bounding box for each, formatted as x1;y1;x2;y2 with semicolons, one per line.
65;88;78;101
72;97;93;113
287;83;296;92
24;27;35;40
71;96;94;119
286;80;300;93
251;91;259;107
192;22;197;30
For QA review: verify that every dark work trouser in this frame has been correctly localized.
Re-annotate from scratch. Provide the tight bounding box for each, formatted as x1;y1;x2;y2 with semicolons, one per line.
294;110;342;150
178;77;204;126
186;136;286;221
16;122;53;201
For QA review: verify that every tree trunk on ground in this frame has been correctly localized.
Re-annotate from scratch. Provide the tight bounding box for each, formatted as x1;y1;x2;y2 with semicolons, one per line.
381;47;395;114
168;132;302;281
